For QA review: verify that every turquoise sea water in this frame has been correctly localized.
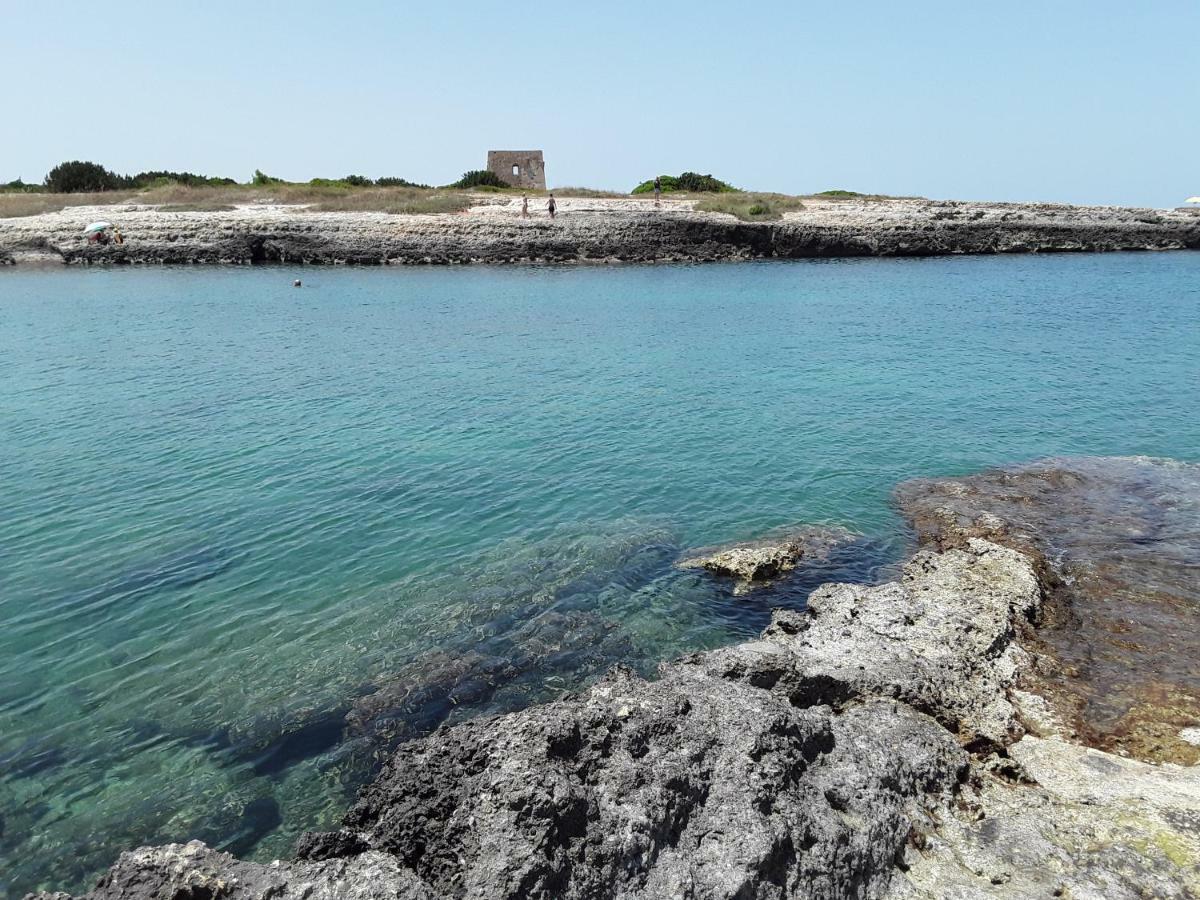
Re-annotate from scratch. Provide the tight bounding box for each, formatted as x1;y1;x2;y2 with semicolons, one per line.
1;254;1198;896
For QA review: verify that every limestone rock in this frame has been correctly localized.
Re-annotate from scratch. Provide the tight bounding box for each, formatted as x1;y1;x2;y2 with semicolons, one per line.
677;525;856;592
55;841;435;900
3;197;1197;267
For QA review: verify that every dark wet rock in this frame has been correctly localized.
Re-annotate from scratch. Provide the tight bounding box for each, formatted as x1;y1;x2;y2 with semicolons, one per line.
295;828;370;861
896;456;1200;765
329;680;964;900
677;525;857;593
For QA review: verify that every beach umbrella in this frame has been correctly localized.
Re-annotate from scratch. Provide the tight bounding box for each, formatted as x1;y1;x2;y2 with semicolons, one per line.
83;221;112;234
1187;197;1200;204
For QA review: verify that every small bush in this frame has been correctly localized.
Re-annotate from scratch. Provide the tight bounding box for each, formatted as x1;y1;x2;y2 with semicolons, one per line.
252;169;283;186
676;172;736;192
343;174;373;187
452;169;508;189
376;176;430;189
815;189;864;199
632;172;736;194
44;161;123;193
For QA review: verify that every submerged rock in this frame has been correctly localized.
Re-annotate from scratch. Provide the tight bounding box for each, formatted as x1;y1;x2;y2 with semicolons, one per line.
677;525;857;593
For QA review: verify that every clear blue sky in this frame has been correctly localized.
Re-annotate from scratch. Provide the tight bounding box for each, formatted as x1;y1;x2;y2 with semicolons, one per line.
4;0;1197;206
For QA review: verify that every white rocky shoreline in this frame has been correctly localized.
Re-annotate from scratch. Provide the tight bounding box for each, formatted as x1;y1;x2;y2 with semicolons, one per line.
2;197;1198;266
30;457;1200;900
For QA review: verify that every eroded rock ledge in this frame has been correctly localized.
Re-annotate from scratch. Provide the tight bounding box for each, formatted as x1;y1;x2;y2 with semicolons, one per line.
33;460;1200;899
2;197;1198;266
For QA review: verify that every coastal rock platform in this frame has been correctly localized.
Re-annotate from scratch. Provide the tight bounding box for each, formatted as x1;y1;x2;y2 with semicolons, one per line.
30;458;1200;898
3;197;1198;266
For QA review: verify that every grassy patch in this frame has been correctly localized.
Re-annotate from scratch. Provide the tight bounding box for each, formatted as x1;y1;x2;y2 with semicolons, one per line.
545;186;627;198
306;187;475;215
157;203;239;213
0;191;138;218
695;192;805;221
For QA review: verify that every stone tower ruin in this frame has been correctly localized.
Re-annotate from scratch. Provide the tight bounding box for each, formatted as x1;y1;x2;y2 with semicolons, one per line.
487;150;546;190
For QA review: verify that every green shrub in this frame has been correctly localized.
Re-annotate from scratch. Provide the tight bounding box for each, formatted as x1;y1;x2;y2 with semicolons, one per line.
0;178;43;194
342;174;373;187
632;175;678;194
137;173;227;188
129;171;236;188
252;169;283;186
452;169;508;189
376;176;430;188
44;161;123;193
632;172;736;194
676;172;736;192
815;189;864;198
747;203;769;215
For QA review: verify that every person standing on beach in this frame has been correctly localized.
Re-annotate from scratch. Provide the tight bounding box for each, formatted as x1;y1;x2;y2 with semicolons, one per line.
547;194;557;220
521;194;529;218
654;176;662;207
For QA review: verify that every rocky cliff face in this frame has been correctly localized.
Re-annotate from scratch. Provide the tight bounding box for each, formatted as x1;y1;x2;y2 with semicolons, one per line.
29;460;1200;899
3;198;1198;266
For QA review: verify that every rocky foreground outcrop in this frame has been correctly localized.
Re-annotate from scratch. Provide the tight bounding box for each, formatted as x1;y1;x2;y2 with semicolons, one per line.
2;197;1198;266
32;459;1200;899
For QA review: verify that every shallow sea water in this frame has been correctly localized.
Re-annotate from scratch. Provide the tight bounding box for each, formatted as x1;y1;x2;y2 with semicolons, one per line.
1;254;1198;895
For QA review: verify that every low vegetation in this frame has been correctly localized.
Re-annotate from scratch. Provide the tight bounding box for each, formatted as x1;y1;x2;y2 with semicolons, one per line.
809;189;924;201
41;160;239;193
0;182;481;218
451;169;508;189
695;192;805;221
632;172;737;194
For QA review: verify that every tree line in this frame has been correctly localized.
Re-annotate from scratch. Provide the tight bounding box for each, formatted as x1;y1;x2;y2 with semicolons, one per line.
1;161;434;194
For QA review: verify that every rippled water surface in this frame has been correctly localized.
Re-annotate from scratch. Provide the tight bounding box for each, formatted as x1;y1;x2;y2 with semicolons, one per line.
2;254;1198;896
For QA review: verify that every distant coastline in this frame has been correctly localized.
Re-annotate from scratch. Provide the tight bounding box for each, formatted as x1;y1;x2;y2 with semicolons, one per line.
2;195;1198;267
